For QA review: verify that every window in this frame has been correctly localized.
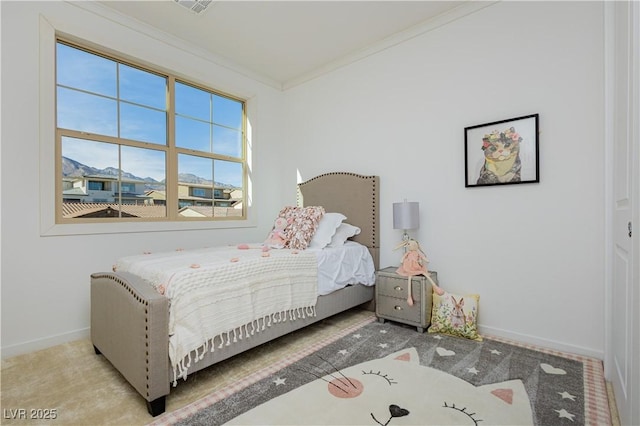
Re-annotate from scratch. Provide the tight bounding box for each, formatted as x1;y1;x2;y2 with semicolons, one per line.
88;181;105;191
56;40;246;223
192;188;207;198
120;183;136;193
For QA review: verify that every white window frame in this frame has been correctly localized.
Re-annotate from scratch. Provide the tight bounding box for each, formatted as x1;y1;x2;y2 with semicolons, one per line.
39;19;256;236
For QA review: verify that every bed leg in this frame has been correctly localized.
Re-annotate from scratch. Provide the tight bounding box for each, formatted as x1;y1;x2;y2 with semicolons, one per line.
93;345;102;355
147;396;166;417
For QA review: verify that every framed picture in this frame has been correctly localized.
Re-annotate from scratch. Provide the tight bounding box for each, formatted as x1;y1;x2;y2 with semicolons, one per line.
464;114;539;187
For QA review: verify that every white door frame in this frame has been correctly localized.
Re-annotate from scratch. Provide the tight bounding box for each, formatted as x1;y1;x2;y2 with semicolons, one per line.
604;2;639;425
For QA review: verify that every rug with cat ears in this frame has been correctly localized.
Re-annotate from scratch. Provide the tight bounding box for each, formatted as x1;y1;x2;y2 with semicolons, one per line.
152;316;609;426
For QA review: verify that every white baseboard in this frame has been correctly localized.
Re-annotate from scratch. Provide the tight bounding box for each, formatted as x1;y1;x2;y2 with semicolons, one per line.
1;327;90;360
479;324;604;360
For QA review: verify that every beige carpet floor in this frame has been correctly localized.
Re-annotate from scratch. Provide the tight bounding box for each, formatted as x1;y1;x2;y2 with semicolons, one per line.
1;309;621;426
1;309;372;425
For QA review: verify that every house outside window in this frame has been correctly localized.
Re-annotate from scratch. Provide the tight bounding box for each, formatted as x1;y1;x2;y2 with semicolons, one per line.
55;40;246;222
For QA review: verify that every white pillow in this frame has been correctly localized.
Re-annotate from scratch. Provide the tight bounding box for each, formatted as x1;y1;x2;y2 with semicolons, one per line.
308;213;347;249
327;223;361;248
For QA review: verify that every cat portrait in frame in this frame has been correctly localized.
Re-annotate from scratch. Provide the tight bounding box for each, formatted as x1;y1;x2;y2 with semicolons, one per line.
464;114;539;187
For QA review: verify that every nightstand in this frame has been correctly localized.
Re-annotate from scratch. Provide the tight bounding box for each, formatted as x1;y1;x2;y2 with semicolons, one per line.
375;266;437;332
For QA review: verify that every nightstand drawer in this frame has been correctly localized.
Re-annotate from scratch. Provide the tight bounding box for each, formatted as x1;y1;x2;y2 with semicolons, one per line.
376;268;437;299
376;295;422;324
377;276;425;299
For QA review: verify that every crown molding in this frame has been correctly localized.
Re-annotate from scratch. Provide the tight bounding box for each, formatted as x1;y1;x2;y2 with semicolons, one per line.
63;1;499;92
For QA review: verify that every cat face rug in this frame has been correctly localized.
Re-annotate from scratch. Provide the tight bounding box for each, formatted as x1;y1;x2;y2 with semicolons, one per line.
226;347;533;425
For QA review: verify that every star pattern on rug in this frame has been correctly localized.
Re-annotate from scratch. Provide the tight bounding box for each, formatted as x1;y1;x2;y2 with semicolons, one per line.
555;408;576;421
174;319;601;426
541;363;567;375
559;391;576;401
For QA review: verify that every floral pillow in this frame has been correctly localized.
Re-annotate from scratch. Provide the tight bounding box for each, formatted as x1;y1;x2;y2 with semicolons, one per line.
428;291;482;341
276;206;325;250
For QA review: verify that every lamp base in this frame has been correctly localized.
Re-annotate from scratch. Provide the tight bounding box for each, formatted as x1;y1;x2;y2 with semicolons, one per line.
402;230;410;252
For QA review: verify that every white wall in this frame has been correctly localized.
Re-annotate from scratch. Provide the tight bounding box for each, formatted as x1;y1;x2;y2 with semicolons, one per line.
0;1;285;357
284;1;605;357
1;1;607;360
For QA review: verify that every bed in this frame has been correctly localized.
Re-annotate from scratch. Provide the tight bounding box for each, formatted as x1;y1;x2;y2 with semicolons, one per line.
90;172;379;416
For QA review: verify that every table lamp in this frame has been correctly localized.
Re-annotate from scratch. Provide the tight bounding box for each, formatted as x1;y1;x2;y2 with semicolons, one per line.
393;199;419;243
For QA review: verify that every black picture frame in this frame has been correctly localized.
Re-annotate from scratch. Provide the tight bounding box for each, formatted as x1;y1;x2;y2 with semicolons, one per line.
464;114;539;188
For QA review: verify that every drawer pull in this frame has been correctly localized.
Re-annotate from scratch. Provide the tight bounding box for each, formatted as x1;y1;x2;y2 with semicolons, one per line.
394;305;403;311
394;286;402;291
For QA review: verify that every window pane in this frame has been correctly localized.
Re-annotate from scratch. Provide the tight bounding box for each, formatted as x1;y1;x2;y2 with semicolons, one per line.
176;116;210;152
213;125;242;158
175;82;210;121
121;183;135;192
119;64;166;110
214;160;243;189
121;146;166;217
120;146;166;185
62;137;119;175
88;181;104;191
214;160;243;218
178;154;213;216
56;43;117;97
61;137;167;219
213;95;242;129
57;87;117;136
120;103;167;144
178;154;213;183
61;137;119;218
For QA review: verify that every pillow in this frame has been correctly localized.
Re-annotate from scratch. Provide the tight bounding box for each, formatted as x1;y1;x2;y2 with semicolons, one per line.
276;206;325;250
327;223;361;248
308;212;347;249
428;292;482;341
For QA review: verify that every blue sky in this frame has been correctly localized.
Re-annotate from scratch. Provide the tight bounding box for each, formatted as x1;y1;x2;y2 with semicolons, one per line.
57;42;243;187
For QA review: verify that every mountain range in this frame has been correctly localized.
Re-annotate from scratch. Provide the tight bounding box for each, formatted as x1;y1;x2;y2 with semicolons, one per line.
62;156;236;188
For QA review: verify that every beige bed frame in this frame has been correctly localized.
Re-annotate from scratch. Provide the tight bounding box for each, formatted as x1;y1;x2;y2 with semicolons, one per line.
90;172;379;416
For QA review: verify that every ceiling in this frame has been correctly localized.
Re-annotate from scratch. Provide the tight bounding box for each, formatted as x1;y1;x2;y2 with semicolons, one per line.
95;1;471;89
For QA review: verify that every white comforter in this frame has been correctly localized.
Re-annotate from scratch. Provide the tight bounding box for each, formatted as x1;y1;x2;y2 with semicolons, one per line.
115;246;319;382
114;242;375;382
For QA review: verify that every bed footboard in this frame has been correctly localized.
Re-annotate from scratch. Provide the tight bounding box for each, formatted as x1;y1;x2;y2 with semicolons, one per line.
90;272;170;416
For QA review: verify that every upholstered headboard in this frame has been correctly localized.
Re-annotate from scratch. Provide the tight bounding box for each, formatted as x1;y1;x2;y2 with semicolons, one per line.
297;172;379;270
